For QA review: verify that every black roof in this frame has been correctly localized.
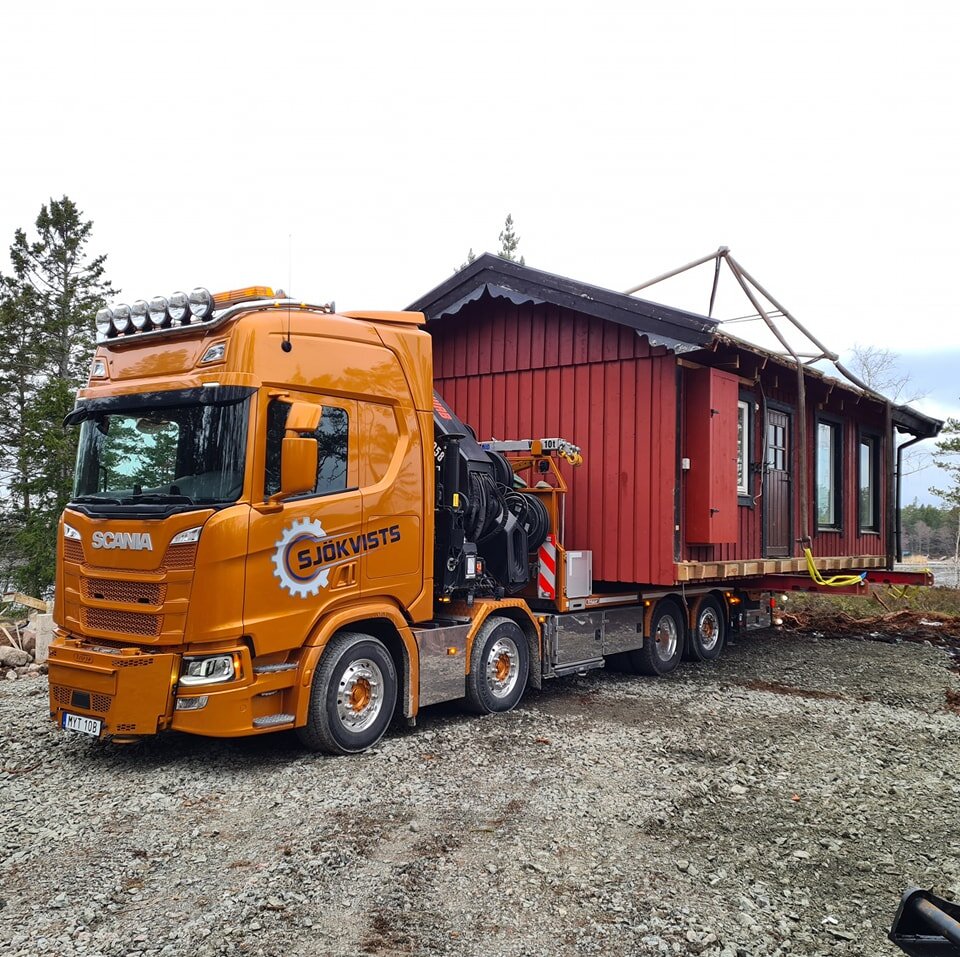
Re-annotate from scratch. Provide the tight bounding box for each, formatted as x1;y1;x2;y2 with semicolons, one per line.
407;253;718;351
408;254;942;439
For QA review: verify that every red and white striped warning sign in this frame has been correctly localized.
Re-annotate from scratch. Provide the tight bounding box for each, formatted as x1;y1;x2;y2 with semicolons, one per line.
538;534;557;600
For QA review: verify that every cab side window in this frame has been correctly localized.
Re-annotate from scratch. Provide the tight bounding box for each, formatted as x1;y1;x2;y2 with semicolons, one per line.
264;400;349;497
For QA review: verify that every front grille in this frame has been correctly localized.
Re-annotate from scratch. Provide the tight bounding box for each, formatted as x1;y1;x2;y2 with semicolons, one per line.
81;577;165;606
81;607;161;638
163;543;197;569
52;685;112;714
63;540;84;563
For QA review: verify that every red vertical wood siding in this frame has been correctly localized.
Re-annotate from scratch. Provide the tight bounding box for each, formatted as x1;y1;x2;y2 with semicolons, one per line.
431;293;893;585
432;296;677;586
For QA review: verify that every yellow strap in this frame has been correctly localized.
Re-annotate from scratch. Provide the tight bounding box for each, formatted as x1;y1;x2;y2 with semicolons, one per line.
803;547;866;588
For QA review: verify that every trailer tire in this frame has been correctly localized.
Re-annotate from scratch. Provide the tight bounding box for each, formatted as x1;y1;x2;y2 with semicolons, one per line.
464;616;529;715
689;596;726;662
629;600;684;676
297;631;398;755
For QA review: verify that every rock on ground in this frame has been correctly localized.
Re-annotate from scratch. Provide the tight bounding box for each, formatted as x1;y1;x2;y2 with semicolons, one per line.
1;629;959;957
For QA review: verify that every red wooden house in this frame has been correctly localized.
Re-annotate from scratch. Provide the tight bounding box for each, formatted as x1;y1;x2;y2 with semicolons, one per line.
409;255;940;589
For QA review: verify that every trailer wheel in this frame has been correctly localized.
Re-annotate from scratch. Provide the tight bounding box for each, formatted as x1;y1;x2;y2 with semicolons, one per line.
629;600;684;676
689;596;726;662
297;631;398;755
464;616;529;715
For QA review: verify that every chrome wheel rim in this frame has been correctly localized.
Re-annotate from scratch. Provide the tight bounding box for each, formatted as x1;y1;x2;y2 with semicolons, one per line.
654;616;679;662
336;658;384;732
485;637;520;699
698;607;720;652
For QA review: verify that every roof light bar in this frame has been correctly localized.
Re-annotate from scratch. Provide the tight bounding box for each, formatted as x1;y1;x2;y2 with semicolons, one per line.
95;284;308;343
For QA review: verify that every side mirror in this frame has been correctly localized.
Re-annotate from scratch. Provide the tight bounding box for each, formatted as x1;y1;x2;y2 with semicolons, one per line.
265;399;321;505
278;436;318;499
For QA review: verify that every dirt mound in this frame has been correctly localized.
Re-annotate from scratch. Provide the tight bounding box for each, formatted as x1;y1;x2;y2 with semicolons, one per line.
781;608;960;670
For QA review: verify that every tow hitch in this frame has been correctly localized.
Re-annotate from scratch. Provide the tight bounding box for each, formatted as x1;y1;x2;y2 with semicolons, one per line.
890;887;960;955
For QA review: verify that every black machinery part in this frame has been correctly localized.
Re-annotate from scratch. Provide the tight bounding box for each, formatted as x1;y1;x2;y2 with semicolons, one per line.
432;391;550;596
890;887;960;956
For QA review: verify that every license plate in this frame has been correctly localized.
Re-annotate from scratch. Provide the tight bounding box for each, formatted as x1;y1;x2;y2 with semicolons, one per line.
62;712;103;737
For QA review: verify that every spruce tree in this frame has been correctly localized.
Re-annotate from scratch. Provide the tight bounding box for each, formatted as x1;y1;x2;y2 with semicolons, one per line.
0;197;113;594
497;213;524;265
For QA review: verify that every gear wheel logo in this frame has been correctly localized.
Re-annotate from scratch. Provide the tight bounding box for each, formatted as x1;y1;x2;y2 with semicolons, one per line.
272;517;330;599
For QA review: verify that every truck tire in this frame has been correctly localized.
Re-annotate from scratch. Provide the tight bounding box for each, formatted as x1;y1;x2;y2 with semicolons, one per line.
628;600;684;676
688;596;725;662
464;616;529;715
297;631;398;755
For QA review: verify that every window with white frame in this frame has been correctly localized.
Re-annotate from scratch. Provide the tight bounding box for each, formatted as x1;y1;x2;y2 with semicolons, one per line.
737;400;750;496
816;419;842;528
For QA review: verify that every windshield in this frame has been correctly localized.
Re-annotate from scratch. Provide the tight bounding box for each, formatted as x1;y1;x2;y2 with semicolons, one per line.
71;391;251;506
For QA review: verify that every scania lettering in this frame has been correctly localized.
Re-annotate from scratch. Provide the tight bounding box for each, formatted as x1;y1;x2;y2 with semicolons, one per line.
91;531;154;551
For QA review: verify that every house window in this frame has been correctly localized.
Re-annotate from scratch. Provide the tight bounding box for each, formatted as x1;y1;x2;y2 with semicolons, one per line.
859;434;880;531
816;420;842;529
265;400;349;498
737;400;750;496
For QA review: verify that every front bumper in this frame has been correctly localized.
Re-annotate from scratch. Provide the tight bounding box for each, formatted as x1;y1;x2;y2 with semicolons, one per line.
48;638;179;738
48;634;301;740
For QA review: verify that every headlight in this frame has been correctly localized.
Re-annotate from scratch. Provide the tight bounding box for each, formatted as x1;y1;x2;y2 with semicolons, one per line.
168;291;190;324
149;296;171;328
95;308;114;337
63;523;81;540
112;304;132;334
189;287;214;320
179;654;238;686
170;526;202;545
90;359;107;378
130;300;150;330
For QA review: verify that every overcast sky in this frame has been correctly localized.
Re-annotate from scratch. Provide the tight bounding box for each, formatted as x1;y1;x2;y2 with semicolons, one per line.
2;0;957;501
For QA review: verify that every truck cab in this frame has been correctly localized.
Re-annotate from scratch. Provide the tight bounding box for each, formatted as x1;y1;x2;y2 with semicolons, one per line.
51;288;460;752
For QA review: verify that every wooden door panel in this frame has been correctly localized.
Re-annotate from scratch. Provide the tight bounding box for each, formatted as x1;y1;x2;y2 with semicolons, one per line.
764;409;792;557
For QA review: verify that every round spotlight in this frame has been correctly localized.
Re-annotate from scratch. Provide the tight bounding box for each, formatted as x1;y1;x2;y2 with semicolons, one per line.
112;304;132;335
188;287;214;321
95;307;114;338
168;291;190;324
130;300;150;331
148;296;171;328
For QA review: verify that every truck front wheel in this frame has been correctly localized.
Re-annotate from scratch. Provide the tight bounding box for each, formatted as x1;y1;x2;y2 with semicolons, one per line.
464;616;529;714
297;632;398;755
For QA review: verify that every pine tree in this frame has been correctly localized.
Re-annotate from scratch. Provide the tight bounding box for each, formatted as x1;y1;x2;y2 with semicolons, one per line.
497;213;524;265
930;417;960;586
457;248;477;272
0;197;114;594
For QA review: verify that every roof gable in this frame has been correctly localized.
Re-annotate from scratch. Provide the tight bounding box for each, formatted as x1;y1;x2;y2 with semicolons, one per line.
407;253;718;352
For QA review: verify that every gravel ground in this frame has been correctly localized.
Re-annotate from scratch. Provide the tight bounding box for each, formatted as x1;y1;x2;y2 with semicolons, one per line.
2;629;959;957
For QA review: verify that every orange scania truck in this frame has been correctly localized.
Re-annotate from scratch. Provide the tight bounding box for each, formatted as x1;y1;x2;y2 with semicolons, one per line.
46;286;909;754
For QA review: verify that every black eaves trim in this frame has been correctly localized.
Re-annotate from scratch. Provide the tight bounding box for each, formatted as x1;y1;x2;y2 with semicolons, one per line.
407;253;718;349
